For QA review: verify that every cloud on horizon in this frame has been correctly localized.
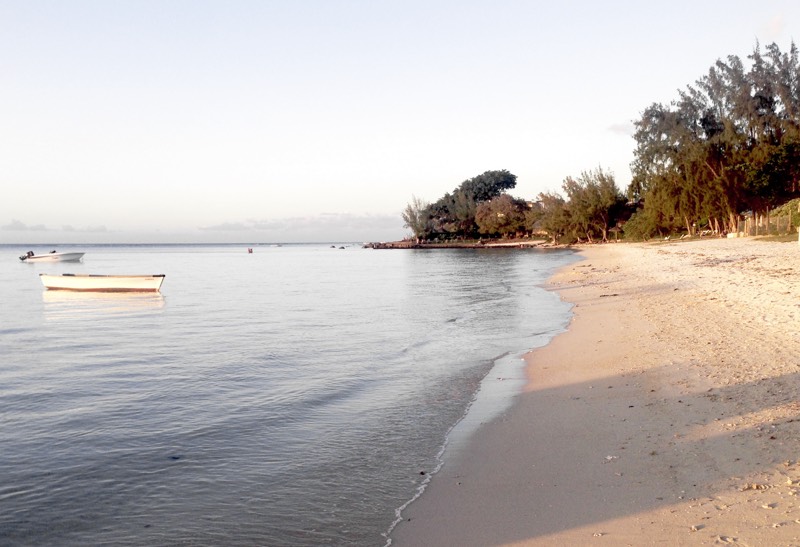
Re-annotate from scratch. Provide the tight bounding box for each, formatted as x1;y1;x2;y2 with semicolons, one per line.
198;221;252;232
1;214;405;244
2;220;111;233
62;224;109;233
200;212;402;237
2;219;48;231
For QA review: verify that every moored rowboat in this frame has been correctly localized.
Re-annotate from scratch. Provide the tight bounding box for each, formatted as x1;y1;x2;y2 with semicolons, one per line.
20;251;85;262
39;274;166;292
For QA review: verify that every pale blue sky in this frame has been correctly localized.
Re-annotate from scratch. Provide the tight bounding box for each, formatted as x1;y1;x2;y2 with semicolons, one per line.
2;1;798;243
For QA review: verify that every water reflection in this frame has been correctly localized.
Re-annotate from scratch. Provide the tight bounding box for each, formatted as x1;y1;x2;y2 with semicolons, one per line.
43;290;165;319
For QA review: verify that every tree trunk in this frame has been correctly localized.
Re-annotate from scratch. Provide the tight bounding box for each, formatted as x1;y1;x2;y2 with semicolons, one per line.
728;213;738;234
766;208;771;235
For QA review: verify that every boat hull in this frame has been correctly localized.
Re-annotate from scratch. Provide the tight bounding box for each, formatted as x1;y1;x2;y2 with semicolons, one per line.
39;274;165;292
20;252;85;262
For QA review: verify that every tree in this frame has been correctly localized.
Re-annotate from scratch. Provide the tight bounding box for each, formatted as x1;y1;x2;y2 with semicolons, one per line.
427;190;477;237
459;170;518;202
475;194;527;237
424;169;519;239
402;195;431;243
451;189;479;236
629;42;800;237
531;191;569;244
562;167;625;242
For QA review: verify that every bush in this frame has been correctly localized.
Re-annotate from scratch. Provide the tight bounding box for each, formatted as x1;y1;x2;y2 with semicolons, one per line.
622;211;657;241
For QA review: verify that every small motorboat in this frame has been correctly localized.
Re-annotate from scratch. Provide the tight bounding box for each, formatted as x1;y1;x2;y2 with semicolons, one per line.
20;250;85;262
39;274;165;293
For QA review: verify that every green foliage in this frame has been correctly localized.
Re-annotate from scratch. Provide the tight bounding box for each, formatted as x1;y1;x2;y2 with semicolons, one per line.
630;41;800;237
475;194;527;236
770;197;800;226
622;210;658;240
460;170;518;202
401;44;800;244
403;167;627;245
561;167;626;242
402;195;432;241
426;170;518;239
530;191;569;244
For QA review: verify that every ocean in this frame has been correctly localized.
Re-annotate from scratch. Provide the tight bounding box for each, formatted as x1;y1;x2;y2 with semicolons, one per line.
0;243;577;546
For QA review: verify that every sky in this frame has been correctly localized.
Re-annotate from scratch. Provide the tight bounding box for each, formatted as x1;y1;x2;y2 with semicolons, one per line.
2;1;799;244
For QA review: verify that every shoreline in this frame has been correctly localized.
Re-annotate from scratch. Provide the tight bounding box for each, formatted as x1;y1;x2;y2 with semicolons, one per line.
364;238;551;249
391;238;800;545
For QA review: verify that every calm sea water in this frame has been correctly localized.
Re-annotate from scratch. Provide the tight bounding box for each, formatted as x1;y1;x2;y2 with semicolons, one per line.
0;243;577;546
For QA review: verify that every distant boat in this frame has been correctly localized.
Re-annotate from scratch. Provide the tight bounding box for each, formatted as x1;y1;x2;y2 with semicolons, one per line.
19;251;85;262
39;274;165;293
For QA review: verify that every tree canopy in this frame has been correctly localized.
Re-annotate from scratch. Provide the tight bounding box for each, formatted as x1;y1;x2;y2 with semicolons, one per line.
628;41;800;237
562;167;626;243
527;191;569;244
399;43;800;244
410;169;519;240
401;195;430;243
402;167;627;245
475;194;528;237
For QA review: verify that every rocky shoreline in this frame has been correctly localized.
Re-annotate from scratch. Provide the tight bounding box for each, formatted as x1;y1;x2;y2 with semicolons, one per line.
364;239;548;249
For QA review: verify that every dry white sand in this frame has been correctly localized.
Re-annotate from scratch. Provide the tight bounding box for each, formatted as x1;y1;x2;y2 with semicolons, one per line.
391;237;800;546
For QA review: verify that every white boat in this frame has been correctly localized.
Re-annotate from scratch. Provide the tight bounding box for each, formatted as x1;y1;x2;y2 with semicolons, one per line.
39;274;166;292
19;251;85;262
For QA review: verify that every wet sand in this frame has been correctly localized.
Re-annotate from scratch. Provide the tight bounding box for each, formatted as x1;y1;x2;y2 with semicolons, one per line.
391;237;800;546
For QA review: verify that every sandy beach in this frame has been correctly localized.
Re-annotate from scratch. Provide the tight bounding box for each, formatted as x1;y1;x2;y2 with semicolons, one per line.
391;237;800;546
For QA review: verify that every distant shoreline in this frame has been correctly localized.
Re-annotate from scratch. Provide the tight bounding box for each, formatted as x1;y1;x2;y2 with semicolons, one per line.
364;238;550;249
